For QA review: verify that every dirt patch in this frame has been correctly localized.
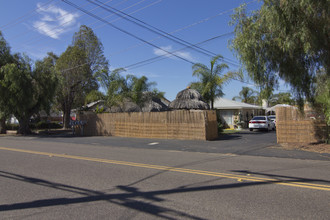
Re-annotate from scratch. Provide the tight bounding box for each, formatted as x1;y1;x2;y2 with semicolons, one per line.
280;142;330;154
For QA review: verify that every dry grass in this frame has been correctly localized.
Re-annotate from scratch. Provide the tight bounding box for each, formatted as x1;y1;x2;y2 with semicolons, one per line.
280;142;330;154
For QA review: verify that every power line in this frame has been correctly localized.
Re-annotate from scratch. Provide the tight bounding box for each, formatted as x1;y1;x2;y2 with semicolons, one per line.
88;0;219;58
107;0;258;64
17;0;105;46
125;32;237;70
11;0;243;67
91;0;161;30
60;32;236;73
61;0;195;65
19;0;156;48
8;0;93;42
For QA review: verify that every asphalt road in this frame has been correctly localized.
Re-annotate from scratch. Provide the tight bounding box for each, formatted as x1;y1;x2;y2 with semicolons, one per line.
5;130;328;160
0;133;330;219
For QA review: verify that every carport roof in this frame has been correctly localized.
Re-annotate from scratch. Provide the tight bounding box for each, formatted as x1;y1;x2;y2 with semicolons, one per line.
213;97;263;110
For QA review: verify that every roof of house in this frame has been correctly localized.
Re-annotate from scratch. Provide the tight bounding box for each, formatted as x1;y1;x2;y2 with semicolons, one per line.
86;100;105;108
213;97;263;110
266;104;297;112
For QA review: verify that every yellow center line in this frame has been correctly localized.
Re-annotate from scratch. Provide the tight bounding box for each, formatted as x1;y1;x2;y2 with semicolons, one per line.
1;146;330;191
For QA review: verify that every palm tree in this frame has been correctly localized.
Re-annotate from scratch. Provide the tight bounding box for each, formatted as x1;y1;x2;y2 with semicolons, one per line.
191;55;242;109
105;69;128;108
233;87;257;104
106;70;164;111
127;75;157;109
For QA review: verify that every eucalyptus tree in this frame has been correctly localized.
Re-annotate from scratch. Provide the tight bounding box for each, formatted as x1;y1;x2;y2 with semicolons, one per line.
0;31;12;133
315;69;330;126
191;55;242;109
269;92;295;106
230;0;329;107
0;53;57;134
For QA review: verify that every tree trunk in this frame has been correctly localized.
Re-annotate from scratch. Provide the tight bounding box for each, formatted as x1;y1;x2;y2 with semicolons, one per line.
63;106;72;129
0;116;6;134
17;117;32;135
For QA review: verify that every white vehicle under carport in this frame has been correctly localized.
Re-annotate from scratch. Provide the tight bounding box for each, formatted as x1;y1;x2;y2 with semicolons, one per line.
249;116;275;131
268;115;276;128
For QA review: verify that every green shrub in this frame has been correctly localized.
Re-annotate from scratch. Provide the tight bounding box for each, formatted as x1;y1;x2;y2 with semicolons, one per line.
5;121;63;131
95;105;105;114
218;121;224;134
216;110;224;134
5;123;19;130
35;121;63;129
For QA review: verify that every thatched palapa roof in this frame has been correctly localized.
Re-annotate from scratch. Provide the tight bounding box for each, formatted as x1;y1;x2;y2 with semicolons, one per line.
169;88;210;110
142;97;169;112
109;100;140;113
109;96;168;113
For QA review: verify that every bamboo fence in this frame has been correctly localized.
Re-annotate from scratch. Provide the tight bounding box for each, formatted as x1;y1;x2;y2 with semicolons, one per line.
76;110;218;140
276;107;327;143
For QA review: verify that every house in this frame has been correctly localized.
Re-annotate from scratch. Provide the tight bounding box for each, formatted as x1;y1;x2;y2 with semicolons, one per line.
213;97;264;129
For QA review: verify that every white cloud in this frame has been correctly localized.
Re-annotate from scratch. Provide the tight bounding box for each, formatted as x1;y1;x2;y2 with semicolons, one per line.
153;45;195;62
129;72;161;78
33;3;79;39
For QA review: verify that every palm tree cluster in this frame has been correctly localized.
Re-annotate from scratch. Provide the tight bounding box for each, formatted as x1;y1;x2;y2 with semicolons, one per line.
98;68;165;112
232;87;257;104
233;86;295;106
190;55;242;109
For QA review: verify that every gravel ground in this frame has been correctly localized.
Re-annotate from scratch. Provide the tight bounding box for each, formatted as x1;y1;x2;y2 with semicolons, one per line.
280;142;330;154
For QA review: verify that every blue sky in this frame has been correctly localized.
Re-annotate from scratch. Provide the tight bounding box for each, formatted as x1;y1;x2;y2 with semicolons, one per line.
0;0;290;101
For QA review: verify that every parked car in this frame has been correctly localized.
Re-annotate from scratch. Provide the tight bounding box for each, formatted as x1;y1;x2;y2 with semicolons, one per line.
249;116;275;131
268;115;276;128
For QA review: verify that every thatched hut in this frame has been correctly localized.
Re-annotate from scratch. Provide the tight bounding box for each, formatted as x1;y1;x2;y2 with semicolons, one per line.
169;88;210;110
142;97;169;112
108;99;140;113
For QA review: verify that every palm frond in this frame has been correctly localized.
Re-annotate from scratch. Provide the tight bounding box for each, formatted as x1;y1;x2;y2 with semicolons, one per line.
214;63;229;75
192;63;209;77
210;55;224;66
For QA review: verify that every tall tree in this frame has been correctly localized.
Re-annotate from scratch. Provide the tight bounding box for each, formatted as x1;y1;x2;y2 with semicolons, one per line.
191;55;242;109
73;25;109;86
0;31;11;67
269;92;295;106
233;87;257;104
55;25;108;128
56;45;96;128
315;69;330;125
257;72;278;104
230;0;329;107
0;53;57;134
0;31;12;133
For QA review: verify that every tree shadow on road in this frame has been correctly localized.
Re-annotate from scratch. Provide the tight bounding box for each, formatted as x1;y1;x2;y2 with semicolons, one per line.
1;169;329;218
